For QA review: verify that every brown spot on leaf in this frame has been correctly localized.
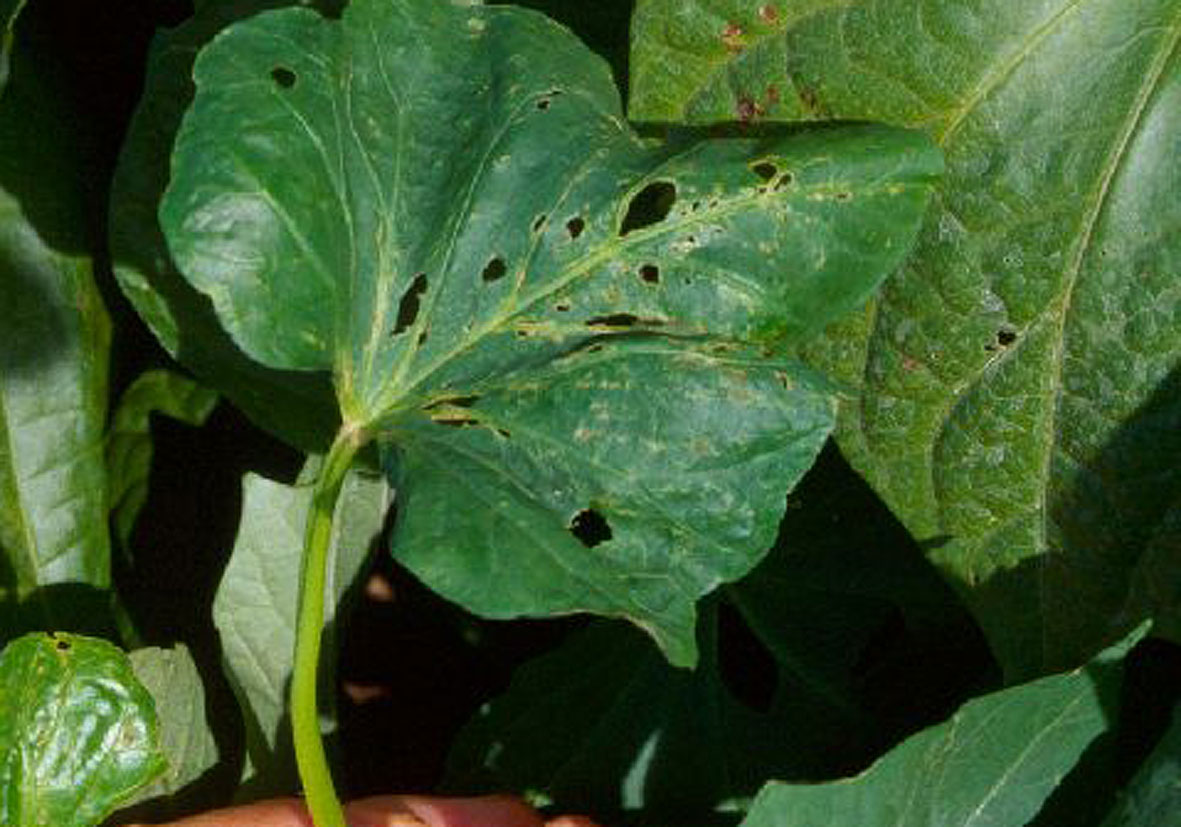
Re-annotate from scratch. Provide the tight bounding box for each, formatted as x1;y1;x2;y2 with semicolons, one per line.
736;94;765;123
722;21;745;53
759;4;779;23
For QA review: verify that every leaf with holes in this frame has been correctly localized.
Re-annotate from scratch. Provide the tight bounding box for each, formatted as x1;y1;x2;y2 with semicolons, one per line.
631;0;1181;678
0;632;167;827
159;0;940;665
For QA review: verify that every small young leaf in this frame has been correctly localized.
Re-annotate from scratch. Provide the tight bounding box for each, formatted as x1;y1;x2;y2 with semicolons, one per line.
0;632;167;827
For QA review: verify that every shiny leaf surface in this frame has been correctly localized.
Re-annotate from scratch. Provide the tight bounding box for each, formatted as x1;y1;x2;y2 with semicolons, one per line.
0;632;166;826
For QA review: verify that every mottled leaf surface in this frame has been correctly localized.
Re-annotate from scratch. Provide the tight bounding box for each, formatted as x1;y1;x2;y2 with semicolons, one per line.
632;0;1181;677
738;628;1146;827
213;466;389;789
0;632;166;827
162;0;938;664
0;0;110;608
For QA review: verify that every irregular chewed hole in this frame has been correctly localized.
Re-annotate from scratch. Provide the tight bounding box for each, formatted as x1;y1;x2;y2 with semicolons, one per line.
566;216;585;239
425;394;479;410
639;264;660;284
984;327;1018;352
585;313;638;328
54;636;72;652
271;66;297;88
393;272;428;335
532;214;548;233
835;190;852;201
619;181;677;237
750;160;777;181
717;600;778;713
481;256;506;283
536;89;563;110
555;302;571;312
773;171;795;190
569;508;612;548
417;330;429;346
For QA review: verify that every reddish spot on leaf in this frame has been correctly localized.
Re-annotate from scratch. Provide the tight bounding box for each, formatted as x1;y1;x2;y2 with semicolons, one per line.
736;94;764;123
722;21;745;53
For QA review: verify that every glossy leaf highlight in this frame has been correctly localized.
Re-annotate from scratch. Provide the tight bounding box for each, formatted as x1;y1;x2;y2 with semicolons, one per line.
0;632;166;826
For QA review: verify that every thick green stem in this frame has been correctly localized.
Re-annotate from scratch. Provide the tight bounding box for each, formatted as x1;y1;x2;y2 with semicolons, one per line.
292;424;366;827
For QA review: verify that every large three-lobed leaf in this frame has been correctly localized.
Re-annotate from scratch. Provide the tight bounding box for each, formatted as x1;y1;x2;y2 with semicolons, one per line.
159;0;939;664
632;0;1181;678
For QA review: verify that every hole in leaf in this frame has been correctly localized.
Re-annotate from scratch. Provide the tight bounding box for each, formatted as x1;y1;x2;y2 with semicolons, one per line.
54;636;71;652
570;508;612;548
532;214;548;233
497;428;512;439
536;89;562;110
393;272;428;335
555;302;571;312
639;264;660;284
751;160;777;181
984;328;1018;352
835;191;852;201
566;216;585;239
271;66;297;88
434;417;478;428
773;171;795;190
425;394;480;410
418;330;429;346
619;181;677;237
481;257;506;283
585;313;638;328
717;600;778;713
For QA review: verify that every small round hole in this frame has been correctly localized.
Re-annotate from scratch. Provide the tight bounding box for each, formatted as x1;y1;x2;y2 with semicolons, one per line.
566;216;585;239
481;257;507;283
271;67;297;89
639;264;660;284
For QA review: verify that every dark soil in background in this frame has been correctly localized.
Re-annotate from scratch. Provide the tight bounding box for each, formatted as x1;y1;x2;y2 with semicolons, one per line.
21;0;1181;821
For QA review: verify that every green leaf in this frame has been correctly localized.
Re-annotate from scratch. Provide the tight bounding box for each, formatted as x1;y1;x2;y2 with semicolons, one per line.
631;0;1181;678
446;449;988;816
121;644;218;807
108;0;339;453
212;465;390;791
0;0;111;612
106;370;218;553
737;626;1147;827
0;632;167;827
160;0;939;664
1102;702;1181;827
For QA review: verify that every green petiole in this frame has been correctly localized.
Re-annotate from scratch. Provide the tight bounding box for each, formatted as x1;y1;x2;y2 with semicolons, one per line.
291;424;368;827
